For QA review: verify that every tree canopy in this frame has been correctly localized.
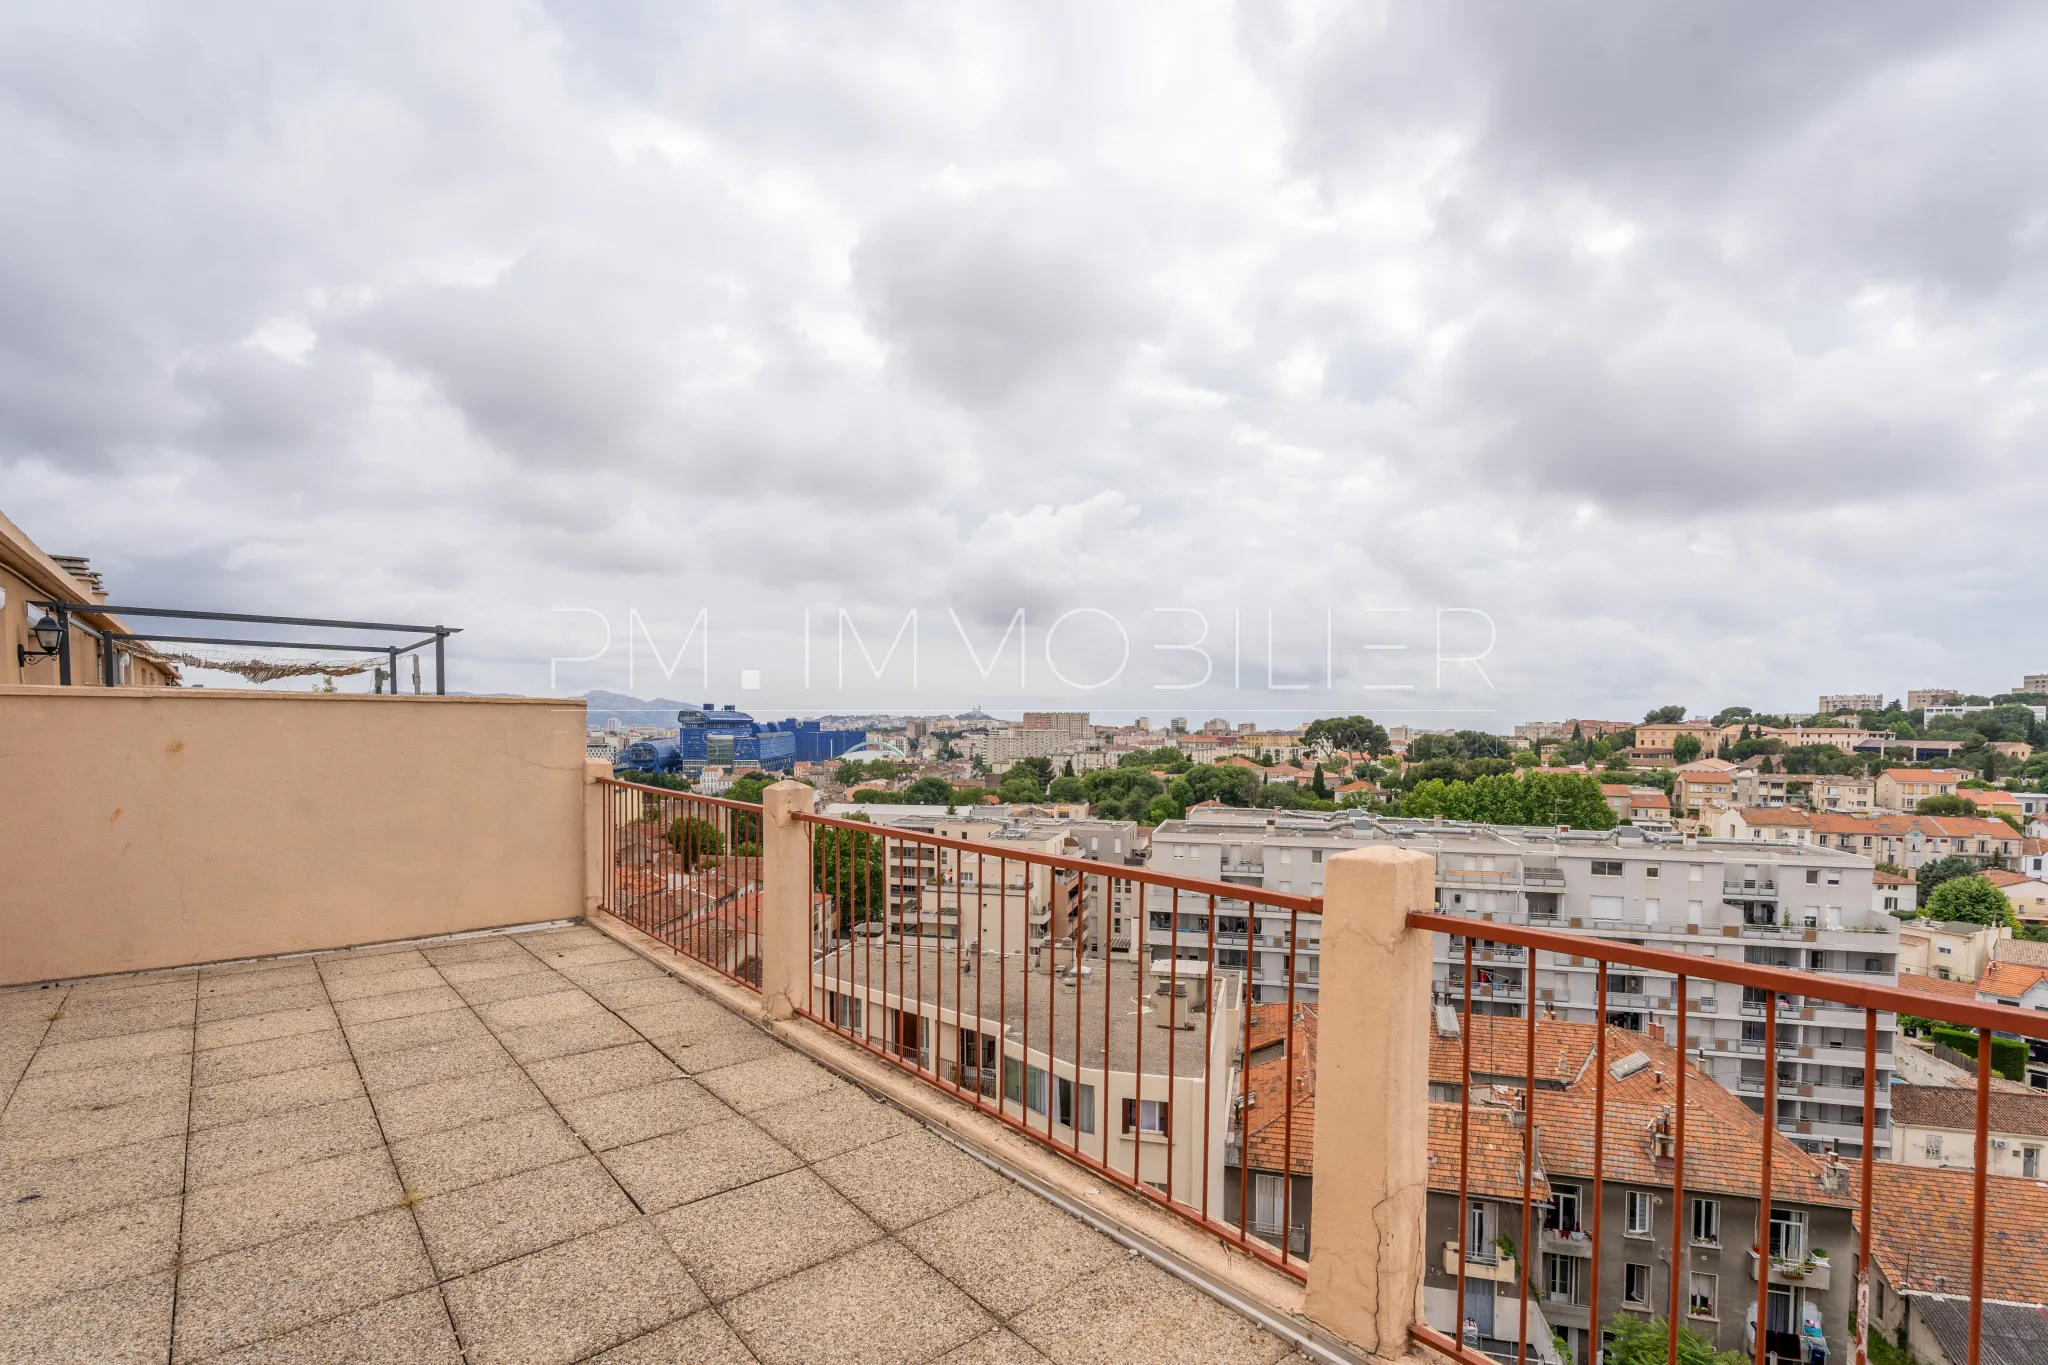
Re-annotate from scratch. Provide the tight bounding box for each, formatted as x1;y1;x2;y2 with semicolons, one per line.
1407;729;1512;762
1642;705;1688;724
1302;715;1392;757
1671;733;1703;764
1401;771;1616;830
1914;854;1979;908
1923;874;2016;929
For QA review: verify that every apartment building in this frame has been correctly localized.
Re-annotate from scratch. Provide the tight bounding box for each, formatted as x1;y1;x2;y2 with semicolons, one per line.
1711;806;1819;845
814;944;1240;1217
1819;693;1883;713
1864;1165;2048;1365
1808;812;2022;868
1890;1085;2048;1178
1876;769;1963;810
1895;919;2008;981
2024;673;2048;694
1906;689;1962;710
2;512;179;687
1144;809;1898;1156
1673;760;1736;823
1733;768;1875;813
1423;1017;1859;1365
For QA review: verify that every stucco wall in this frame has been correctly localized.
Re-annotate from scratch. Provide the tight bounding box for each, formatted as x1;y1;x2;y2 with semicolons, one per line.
1;686;588;985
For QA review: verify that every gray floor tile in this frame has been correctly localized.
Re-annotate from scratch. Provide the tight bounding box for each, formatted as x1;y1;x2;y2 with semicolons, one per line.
614;997;732;1040
650;1021;784;1074
390;1108;586;1198
723;1238;992;1365
654;1168;881;1303
590;1308;757;1364
414;1155;637;1278
22;1027;190;1078
317;946;432;977
443;1220;704;1365
196;961;322;994
191;1028;350;1088
695;1050;844;1115
195;980;328;1023
559;1077;733;1150
477;987;606;1031
1007;1256;1292;1365
331;984;466;1026
65;977;195;1010
523;1041;681;1106
355;1035;512;1094
900;1186;1124;1317
372;1065;548;1143
434;955;548;985
750;1084;919;1161
194;1003;338;1052
0;1136;185;1235
0;1091;189;1168
341;1001;491;1057
171;1208;436;1362
934;1328;1051;1365
190;1060;363;1131
4;1051;190;1119
422;937;534;967
584;973;706;1011
0;1195;180;1314
41;997;193;1044
186;1095;385;1189
180;1145;403;1261
0;1271;174;1365
600;1117;800;1213
452;969;579;1008
814;1131;1006;1232
202;1287;463;1365
323;965;449;1003
497;1012;642;1063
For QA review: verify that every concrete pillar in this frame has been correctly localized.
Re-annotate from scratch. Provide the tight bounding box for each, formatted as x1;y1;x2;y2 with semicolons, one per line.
1302;845;1435;1357
759;779;817;1022
582;759;611;920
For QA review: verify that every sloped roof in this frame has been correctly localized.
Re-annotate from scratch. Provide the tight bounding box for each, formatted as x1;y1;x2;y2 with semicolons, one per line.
1896;973;1984;1004
1736;806;1812;826
1426;1103;1550;1202
1978;961;2048;998
1891;1083;2048;1139
1860;1164;2048;1304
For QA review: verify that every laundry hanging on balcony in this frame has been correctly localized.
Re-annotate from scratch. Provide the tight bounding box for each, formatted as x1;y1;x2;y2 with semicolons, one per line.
140;645;394;685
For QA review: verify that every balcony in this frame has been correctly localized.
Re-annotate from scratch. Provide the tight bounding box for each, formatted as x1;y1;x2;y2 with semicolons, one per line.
1750;1250;1833;1291
1442;1240;1520;1283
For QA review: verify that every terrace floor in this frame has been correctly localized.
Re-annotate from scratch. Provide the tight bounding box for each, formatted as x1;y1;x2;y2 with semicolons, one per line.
0;924;1303;1365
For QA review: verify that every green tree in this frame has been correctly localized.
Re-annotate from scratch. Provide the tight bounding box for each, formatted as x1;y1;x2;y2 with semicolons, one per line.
1914;854;1978;908
1672;733;1703;764
1167;764;1260;810
1604;1314;1746;1365
1643;705;1688;725
1923;874;2016;929
664;815;725;873
811;819;884;934
1047;774;1085;801
1916;794;1976;816
1302;715;1392;757
1310;762;1331;799
1062;758;1076;778
1119;746;1191;773
902;775;955;805
1077;767;1167;822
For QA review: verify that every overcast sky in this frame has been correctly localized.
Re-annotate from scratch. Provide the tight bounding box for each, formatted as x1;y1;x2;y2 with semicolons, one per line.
6;2;2045;724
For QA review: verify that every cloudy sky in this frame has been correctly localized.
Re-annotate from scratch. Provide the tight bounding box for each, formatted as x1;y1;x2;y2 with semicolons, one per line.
6;2;2045;724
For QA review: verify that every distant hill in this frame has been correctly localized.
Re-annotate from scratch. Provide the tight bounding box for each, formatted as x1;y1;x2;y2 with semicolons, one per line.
582;691;702;729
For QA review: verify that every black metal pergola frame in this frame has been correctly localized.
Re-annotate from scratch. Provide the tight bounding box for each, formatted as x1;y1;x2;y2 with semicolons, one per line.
24;602;459;694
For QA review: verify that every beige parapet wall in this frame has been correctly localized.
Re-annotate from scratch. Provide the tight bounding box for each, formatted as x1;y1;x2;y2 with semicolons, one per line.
0;686;589;986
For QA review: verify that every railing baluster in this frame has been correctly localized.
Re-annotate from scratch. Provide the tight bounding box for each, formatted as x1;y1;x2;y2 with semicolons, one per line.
1969;1028;1990;1365
1518;967;1534;1365
1668;974;1688;1365
1755;990;1776;1365
1455;934;1473;1356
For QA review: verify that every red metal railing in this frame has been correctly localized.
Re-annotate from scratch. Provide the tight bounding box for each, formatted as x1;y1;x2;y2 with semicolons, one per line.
597;776;764;991
1406;909;2046;1365
792;808;1321;1280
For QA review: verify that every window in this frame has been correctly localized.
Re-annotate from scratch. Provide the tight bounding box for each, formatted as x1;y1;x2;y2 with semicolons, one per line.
1251;1172;1284;1235
1625;1191;1653;1237
1024;1065;1047;1115
1003;1056;1022;1103
1054;1076;1095;1133
1805;870;1820;884
1546;1254;1582;1303
1690;1197;1721;1245
1768;1208;1806;1263
1592;860;1624;877
1646;865;1660;879
1689;1273;1718;1319
1122;1097;1168;1135
1623;1263;1653;1308
1549;1183;1582;1235
1311;849;1324;864
1924;1134;1943;1159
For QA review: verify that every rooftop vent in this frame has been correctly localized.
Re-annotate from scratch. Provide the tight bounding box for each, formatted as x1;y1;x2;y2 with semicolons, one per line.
1610;1051;1651;1081
1435;1005;1462;1039
49;555;107;603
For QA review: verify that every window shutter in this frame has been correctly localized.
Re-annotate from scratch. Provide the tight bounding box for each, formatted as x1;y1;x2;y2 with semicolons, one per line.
1121;1098;1136;1134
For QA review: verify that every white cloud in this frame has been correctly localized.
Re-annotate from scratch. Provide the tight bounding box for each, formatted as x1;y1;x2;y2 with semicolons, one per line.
6;0;2047;721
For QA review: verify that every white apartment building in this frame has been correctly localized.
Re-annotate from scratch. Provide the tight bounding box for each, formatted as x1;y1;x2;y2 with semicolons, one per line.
1144;810;1898;1158
1819;694;1884;714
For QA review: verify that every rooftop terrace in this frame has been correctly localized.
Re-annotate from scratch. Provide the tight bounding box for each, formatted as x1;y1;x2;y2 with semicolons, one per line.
1;923;1302;1365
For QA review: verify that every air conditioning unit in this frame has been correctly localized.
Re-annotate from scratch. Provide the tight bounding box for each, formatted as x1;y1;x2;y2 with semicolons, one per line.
1992;1138;2009;1150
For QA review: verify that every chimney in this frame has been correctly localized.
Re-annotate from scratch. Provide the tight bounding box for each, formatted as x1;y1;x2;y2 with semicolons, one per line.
49;555;108;604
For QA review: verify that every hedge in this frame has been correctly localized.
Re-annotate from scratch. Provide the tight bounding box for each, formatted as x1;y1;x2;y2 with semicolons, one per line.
1929;1025;2028;1082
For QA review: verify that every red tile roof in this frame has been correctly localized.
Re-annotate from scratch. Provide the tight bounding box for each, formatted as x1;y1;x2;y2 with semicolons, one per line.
1896;973;1983;1004
1977;961;2048;998
1890;1083;2048;1139
1859;1164;2048;1303
1427;1103;1550;1201
1736;806;1812;826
